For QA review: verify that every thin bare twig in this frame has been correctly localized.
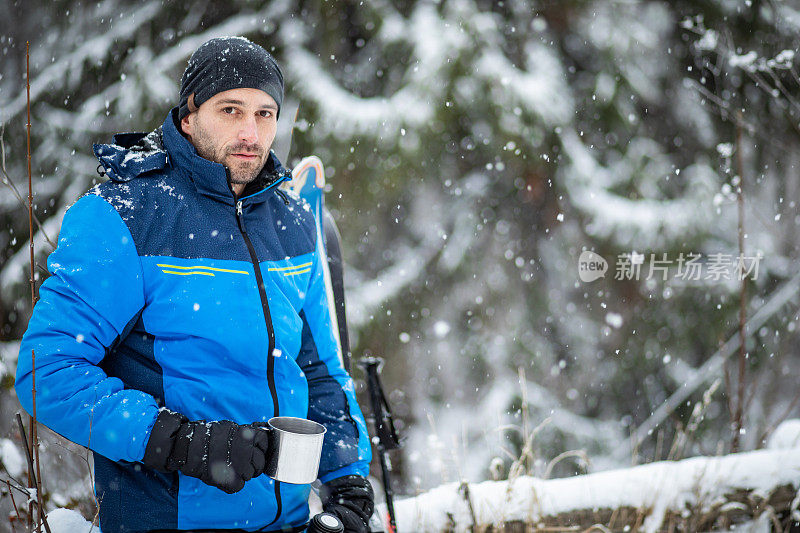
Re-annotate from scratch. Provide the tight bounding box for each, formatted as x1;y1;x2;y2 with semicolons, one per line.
743;363;765;415
5;479;21;532
25;43;51;533
757;387;800;446
519;367;530;473
685;79;797;155
3;474;31;498
16;412;35;531
27;42;42;533
722;336;734;428
26;41;37;533
731;110;747;453
0;131;56;250
32;350;48;533
14;412;52;533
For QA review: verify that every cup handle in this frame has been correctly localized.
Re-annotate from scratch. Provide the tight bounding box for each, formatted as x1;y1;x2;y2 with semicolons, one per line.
263;424;280;474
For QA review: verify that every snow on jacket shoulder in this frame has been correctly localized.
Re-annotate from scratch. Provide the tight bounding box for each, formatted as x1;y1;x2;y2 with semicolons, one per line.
15;108;371;533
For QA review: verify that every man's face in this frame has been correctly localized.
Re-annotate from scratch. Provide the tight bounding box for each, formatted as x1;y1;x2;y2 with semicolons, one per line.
181;87;278;189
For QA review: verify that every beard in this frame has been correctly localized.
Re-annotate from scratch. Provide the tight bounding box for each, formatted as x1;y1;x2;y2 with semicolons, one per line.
190;119;267;186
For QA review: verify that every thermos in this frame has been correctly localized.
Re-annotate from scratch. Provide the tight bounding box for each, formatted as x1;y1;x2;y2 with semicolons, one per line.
307;512;344;533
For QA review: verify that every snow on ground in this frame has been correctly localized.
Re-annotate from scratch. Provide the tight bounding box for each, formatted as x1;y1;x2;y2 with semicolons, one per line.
46;508;94;533
391;445;800;532
767;419;800;450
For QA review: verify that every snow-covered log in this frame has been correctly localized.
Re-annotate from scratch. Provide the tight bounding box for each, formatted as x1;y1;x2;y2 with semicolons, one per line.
391;447;800;532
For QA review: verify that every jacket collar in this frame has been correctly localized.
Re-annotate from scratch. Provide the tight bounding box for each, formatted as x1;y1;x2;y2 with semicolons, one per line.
161;107;290;205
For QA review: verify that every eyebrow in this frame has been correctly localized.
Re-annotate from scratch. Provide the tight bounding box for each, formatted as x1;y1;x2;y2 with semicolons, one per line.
216;99;278;111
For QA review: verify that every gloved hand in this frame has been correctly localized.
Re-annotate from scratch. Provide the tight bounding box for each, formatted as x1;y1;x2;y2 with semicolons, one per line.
319;475;374;533
142;409;272;494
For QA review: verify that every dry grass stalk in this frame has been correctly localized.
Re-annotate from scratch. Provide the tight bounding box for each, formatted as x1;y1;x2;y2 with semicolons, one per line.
667;379;721;461
543;450;589;481
458;481;479;532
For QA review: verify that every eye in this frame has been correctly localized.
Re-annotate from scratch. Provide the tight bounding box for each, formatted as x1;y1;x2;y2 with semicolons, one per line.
222;107;236;115
258;110;273;118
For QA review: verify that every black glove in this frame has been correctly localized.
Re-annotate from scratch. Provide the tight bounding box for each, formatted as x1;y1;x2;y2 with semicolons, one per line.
142;409;272;494
319;475;374;533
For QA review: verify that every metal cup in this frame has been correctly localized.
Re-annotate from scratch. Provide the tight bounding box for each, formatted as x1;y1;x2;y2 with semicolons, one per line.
265;416;326;485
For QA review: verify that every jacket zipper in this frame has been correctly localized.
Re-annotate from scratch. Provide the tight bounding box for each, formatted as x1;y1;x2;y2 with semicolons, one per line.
233;191;282;526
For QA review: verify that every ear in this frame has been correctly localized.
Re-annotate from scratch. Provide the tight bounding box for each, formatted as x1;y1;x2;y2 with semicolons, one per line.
180;114;193;137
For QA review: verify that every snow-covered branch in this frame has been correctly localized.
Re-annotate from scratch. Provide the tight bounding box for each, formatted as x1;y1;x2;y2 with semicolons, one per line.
559;128;720;249
1;2;162;122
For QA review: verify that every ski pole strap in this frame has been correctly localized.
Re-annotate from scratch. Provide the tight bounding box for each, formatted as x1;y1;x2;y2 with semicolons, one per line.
358;357;401;450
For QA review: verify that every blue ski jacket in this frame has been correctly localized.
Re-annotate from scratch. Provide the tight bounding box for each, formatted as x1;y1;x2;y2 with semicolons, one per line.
15;109;371;532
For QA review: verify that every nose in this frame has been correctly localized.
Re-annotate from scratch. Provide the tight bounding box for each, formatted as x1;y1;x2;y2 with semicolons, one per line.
238;116;259;144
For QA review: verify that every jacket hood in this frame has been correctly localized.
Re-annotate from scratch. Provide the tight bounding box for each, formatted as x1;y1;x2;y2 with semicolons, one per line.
92;107;291;203
93;129;168;182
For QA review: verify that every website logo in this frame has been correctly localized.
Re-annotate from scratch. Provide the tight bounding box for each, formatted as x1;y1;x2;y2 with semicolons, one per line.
578;250;608;282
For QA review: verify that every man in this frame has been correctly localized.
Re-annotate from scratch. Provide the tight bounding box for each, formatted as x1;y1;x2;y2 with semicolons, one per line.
15;37;373;533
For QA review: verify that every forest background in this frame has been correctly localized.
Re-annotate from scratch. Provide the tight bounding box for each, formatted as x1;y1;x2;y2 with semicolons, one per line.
1;0;800;525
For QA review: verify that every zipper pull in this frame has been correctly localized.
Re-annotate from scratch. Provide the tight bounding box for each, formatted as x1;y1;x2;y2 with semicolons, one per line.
277;189;290;206
236;201;243;216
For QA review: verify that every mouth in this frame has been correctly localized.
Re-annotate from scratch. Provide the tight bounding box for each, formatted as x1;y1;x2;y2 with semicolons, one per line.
230;153;259;161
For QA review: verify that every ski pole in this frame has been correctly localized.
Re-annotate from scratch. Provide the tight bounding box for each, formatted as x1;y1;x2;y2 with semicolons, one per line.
358;357;401;533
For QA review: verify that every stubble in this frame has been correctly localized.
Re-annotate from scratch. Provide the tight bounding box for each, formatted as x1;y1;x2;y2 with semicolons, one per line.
190;119;266;186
